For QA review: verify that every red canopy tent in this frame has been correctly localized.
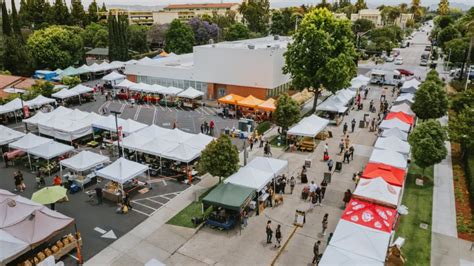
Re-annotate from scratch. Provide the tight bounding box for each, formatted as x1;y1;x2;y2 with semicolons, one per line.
386;112;414;125
341;198;397;233
362;162;406;187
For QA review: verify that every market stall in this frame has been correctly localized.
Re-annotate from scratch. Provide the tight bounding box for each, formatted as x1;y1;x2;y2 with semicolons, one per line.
349;75;371;91
394;94;414;105
60;151;110;190
246;157;288;176
0;126;25;146
0;229;29;265
369;149;408;170
319;245;383;266
257;98;276;112
224;167;274;191
218;94;245;106
27;141;74;175
352;177;401;208
379;118;411;133
95;157;150;202
115;79;137;89
92;115;147;136
374;136;410;156
287;115;330;151
177;87;204;109
400;78;421;93
102;71;126;86
26;95;57;109
390;103;415;117
69;84;94;104
386;112;415;126
362;162;406;186
380;127;408;141
202;183;255;230
51;88;80;102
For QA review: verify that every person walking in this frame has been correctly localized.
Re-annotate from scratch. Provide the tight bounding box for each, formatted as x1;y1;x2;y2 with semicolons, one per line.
3;153;9;167
14;171;22;192
275;225;282;248
343;149;350;163
315;187;322;206
289;176;296;194
309;181;317;195
320;180;327;200
124;193;132;210
342;122;348;135
281;176;287;194
327;159;334;172
209;120;215;136
338;139;344;154
309;193;317;212
324;142;329;153
95;186;103;205
312;241;321;264
241;210;248;229
266;220;273;244
351;118;356;133
349;145;355;160
343;189;352;207
321;214;329;236
259;135;264;148
327;232;334;246
249;137;254;151
266;142;272;157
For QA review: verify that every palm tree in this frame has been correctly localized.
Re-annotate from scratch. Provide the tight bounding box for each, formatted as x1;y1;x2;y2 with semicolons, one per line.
400;3;408;13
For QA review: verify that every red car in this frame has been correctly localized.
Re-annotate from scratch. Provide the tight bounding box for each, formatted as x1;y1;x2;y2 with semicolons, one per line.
396;69;414;76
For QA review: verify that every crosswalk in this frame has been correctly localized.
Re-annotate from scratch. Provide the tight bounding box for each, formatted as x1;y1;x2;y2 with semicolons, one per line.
130;191;181;217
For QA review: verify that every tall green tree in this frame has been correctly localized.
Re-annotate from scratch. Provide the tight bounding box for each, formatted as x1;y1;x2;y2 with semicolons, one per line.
199;135;239;183
87;0;99;24
352;18;374;33
11;0;21;36
71;0;86;27
284;8;357;112
411;80;448;120
354;0;367;12
128;24;149;53
239;0;270;34
409;120;447;176
18;0;30;27
450;107;474;152
31;0;50;28
438;25;461;49
274;93;300;134
99;2;107;12
3;35;32;75
438;0;449;15
108;14;128;60
81;22;106;47
225;22;250;41
270;8;295;36
2;1;11;36
164;19;194;54
50;0;70;25
410;0;423;22
27;25;84;69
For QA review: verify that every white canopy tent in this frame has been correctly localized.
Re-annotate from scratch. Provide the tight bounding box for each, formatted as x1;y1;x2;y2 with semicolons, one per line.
102;71;126;85
0;98;23;114
369;149;408;170
390;103;415;116
96;157;149;184
164;86;184;96
336;89;356;103
22;111;52;126
316;96;348;113
379;118;411;133
224;167;275;191
319;245;383;266
27;142;74;160
401;79;421;93
0;126;25;146
381;127;408;141
129;82;152;93
328;220;391;263
51;88;79;99
353;177;401;208
287;115;329;137
115;79;137;89
374;136;410;155
0;229;29;265
394;94;414;105
177;87;205;99
162;143;201;163
70;84;93;94
60;151;109;172
8;133;53;152
92;116;147;135
246;157;288;176
26;95;56;109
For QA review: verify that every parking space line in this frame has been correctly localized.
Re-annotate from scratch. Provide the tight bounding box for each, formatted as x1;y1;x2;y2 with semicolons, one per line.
133;106;142;120
167;107;172;112
159;105;165;111
130;201;156;210
145;198;164;205
152;107;157;124
131;208;150;217
118;104;126;117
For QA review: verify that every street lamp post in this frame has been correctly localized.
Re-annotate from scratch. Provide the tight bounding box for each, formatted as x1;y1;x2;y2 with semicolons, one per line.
111;110;122;157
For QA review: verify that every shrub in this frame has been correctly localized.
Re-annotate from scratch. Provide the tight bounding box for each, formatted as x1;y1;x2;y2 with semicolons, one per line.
464;153;474;202
256;121;272;135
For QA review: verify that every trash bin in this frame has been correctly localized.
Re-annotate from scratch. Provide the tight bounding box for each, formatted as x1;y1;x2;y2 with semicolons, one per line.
305;159;311;168
359;120;365;128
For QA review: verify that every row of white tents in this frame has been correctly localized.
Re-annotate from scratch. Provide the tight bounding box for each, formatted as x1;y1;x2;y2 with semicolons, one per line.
115;79;205;99
57;60;135;78
321;94;414;265
316;89;357;113
0;95;57;115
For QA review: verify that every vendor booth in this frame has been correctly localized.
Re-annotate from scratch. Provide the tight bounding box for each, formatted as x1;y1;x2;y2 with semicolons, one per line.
95;157;150;202
353;177;401;208
394;94;414;105
0;229;29;265
224;167;274;191
379;118;411;133
0;126;25;146
102;71;126;86
362;162;406;186
369;149;408;170
381;127;408;141
390;103;415;117
177;87;204;109
51;88;80;101
319;245;383;266
374;136;410;156
257;98;276;112
202;183;255;230
341;199;397;233
218;94;245;106
400;79;420;93
385;112;414;126
350;75;371;91
60;151;110;190
287;115;330;151
26;95;57;109
246;157;288;176
92;115;147;135
115;79;137;89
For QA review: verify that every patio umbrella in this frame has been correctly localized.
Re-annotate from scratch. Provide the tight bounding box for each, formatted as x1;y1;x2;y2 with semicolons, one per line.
31;186;68;205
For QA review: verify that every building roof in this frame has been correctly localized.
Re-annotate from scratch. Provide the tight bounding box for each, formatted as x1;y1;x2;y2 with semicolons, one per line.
86;48;109;56
198;36;291;50
164;3;239;9
0;75;37;99
359;9;382;15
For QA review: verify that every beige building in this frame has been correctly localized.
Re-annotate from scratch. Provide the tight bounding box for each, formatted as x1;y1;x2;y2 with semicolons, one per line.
333;13;348;20
99;9;154;25
351;9;383;27
395;13;414;29
153;3;241;24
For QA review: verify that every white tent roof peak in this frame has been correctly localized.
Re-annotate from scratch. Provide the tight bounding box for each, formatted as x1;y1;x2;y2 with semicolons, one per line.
224;167;274;190
51;88;79;99
115;79;137;88
96;157;148;184
60;151;110;172
102;71;126;81
379;118;411;132
28;141;74;160
26;95;56;108
70;84;93;94
381;127;408;141
0;126;25;146
374;136;410;155
369;149;408;170
390;103;415;116
246;157;288;176
178;87;205;99
8;133;53;152
287;115;329;137
353;177;401;207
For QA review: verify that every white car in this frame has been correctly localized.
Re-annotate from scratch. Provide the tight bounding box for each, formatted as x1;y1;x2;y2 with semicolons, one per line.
394;57;403;65
385;56;395;62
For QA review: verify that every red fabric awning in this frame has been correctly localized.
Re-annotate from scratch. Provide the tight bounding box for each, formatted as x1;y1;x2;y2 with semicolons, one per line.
362;162;406;187
386;112;414;125
341;198;397;233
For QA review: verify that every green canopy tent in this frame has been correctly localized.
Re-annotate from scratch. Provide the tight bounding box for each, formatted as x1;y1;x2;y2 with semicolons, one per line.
202;183;255;212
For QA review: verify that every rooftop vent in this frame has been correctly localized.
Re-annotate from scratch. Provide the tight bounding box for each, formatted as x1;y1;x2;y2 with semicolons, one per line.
248;44;255;49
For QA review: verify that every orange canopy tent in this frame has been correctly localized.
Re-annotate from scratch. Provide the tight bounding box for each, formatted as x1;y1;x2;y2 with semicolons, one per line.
159;51;169;57
386;112;414;125
362;162;406;187
237;95;264;108
218;94;245;105
257;98;276;112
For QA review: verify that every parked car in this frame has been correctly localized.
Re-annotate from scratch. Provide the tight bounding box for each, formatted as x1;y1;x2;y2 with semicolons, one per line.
420;59;428;66
394;57;404;65
424;46;432;51
397;69;414;76
385;56;395;62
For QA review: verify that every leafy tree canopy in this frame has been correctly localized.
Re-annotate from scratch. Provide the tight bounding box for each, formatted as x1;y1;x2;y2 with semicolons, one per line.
165;19;194;54
409;120;447;174
274;93;300;132
411;79;448;120
128;24;149;53
198;135;239;182
225;22;250;41
239;0;270;34
352;18;374;33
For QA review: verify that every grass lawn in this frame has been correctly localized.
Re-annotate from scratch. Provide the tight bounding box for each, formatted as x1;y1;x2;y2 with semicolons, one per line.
395;162;434;266
166;186;214;228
